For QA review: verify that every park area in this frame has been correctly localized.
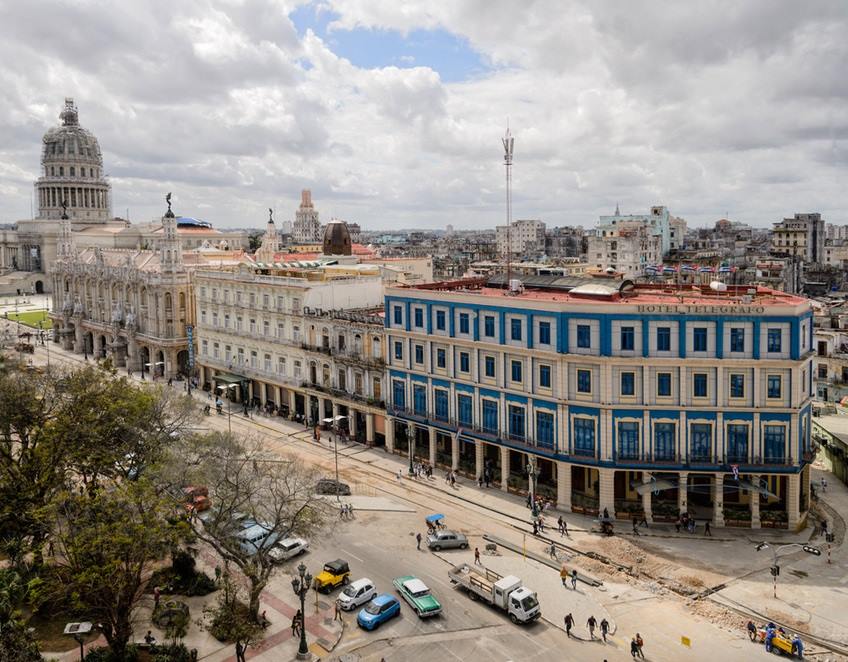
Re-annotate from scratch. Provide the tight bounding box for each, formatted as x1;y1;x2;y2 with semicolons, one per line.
6;309;52;329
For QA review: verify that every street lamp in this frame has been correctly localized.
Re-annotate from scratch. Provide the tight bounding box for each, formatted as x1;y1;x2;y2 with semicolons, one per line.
527;456;540;517
217;383;237;434
63;622;93;661
755;541;822;598
290;562;312;660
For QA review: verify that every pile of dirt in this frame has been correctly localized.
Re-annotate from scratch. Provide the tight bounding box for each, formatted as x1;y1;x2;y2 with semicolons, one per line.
686;599;746;630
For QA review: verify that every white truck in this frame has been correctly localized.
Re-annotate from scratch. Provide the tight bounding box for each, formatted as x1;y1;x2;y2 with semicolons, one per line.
448;563;540;624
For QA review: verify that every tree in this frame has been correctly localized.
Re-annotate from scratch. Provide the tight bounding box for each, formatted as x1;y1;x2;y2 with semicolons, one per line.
0;364;195;566
167;433;328;621
46;479;189;659
0;568;44;662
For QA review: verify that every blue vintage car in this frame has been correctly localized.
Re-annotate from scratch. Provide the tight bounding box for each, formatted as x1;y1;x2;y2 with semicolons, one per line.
357;593;401;630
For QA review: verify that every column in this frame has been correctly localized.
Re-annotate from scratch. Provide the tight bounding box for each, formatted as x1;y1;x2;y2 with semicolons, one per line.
500;446;509;492
556;461;572;511
641;471;653;523
349;409;358;438
274;385;282;408
428;428;437;466
385;417;395;453
750;473;761;529
599;468;615;517
713;474;725;527
787;472;801;531
475;441;484;480
451;432;459;471
332;402;340;419
289;390;296;414
317;397;326;423
74;324;84;353
365;413;375;446
678;471;688;514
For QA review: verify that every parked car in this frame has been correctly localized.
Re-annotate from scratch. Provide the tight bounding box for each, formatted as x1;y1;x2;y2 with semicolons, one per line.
236;522;279;557
338;578;377;610
268;537;309;562
315;479;351;496
314;559;351;593
357;594;401;630
393;576;442;617
426;530;468;551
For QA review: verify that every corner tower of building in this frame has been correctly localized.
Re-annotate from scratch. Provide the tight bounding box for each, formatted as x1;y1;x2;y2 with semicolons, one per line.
35;98;111;223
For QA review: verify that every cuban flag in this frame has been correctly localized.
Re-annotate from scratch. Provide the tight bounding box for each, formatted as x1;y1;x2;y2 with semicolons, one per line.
699;266;714;273
718;264;733;273
663;265;677;274
644;265;658;275
681;264;695;273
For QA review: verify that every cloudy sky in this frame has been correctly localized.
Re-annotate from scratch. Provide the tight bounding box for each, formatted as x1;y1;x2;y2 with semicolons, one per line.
0;1;845;230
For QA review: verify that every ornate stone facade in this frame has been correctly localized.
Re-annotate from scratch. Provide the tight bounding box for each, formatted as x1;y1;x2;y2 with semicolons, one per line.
49;211;193;378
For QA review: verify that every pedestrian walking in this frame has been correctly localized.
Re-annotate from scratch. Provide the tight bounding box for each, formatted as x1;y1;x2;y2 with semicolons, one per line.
636;632;645;658
153;586;161;610
450;472;456;487
538;516;545;533
564;613;574;637
639;513;649;528
704;520;712;536
571;569;578;590
214;565;222;586
821;476;827;493
334;600;343;621
235;642;246;662
600;618;609;642
557;516;564;536
746;621;757;642
630;637;639;658
675;516;681;533
560;565;569;587
397;470;403;482
416;532;422;550
562;519;569;537
532;520;538;536
144;631;156;645
632;517;640;536
473;547;482;565
587;615;597;639
548;542;557;560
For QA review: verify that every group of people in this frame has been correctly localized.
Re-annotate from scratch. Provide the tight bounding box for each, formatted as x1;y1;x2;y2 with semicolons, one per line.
747;620;804;657
563;613;635;650
674;511;711;535
338;503;355;519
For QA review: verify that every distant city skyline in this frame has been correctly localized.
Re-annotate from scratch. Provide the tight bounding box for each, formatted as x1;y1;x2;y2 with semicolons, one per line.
0;1;845;230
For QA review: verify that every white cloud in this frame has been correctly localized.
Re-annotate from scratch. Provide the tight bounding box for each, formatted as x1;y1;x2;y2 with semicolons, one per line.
0;0;845;230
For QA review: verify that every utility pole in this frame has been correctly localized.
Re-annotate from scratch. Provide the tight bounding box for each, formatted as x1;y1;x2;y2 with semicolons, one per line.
502;125;514;289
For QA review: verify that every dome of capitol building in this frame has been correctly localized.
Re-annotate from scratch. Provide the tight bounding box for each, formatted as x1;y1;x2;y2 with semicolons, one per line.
36;98;111;223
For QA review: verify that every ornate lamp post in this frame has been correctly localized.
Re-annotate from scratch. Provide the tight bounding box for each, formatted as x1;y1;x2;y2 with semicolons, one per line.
290;562;313;660
407;423;415;475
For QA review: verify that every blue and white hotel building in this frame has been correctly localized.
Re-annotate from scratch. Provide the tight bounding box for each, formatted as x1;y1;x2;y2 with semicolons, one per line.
383;278;815;530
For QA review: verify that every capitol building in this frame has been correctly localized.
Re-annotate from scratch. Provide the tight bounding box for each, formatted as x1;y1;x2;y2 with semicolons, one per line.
0;98;248;295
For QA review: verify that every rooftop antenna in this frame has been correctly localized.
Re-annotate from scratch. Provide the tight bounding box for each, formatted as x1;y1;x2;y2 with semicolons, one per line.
502;122;514;289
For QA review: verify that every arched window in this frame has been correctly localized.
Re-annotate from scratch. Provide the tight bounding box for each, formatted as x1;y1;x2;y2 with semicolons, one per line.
165;292;173;311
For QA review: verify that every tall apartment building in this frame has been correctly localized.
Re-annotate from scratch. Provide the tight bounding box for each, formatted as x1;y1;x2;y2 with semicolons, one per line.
598;205;682;256
292;189;322;244
586;221;662;275
496;219;546;257
770;213;825;263
193;262;386;441
383;278;814;530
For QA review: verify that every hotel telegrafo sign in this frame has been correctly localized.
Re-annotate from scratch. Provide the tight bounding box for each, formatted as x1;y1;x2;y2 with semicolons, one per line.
635;304;766;315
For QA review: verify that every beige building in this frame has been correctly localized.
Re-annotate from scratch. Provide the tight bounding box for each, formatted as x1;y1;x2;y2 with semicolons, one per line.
770;213;826;263
586;221;662;275
496;219;546;257
193;260;385;440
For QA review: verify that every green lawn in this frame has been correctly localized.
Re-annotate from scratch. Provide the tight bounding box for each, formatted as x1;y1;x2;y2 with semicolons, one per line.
6;309;52;329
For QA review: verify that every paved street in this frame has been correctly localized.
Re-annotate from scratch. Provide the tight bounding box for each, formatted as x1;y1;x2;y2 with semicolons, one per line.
19;333;848;661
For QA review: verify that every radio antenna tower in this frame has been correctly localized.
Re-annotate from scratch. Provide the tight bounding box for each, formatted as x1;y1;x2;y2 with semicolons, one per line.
502;124;514;289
